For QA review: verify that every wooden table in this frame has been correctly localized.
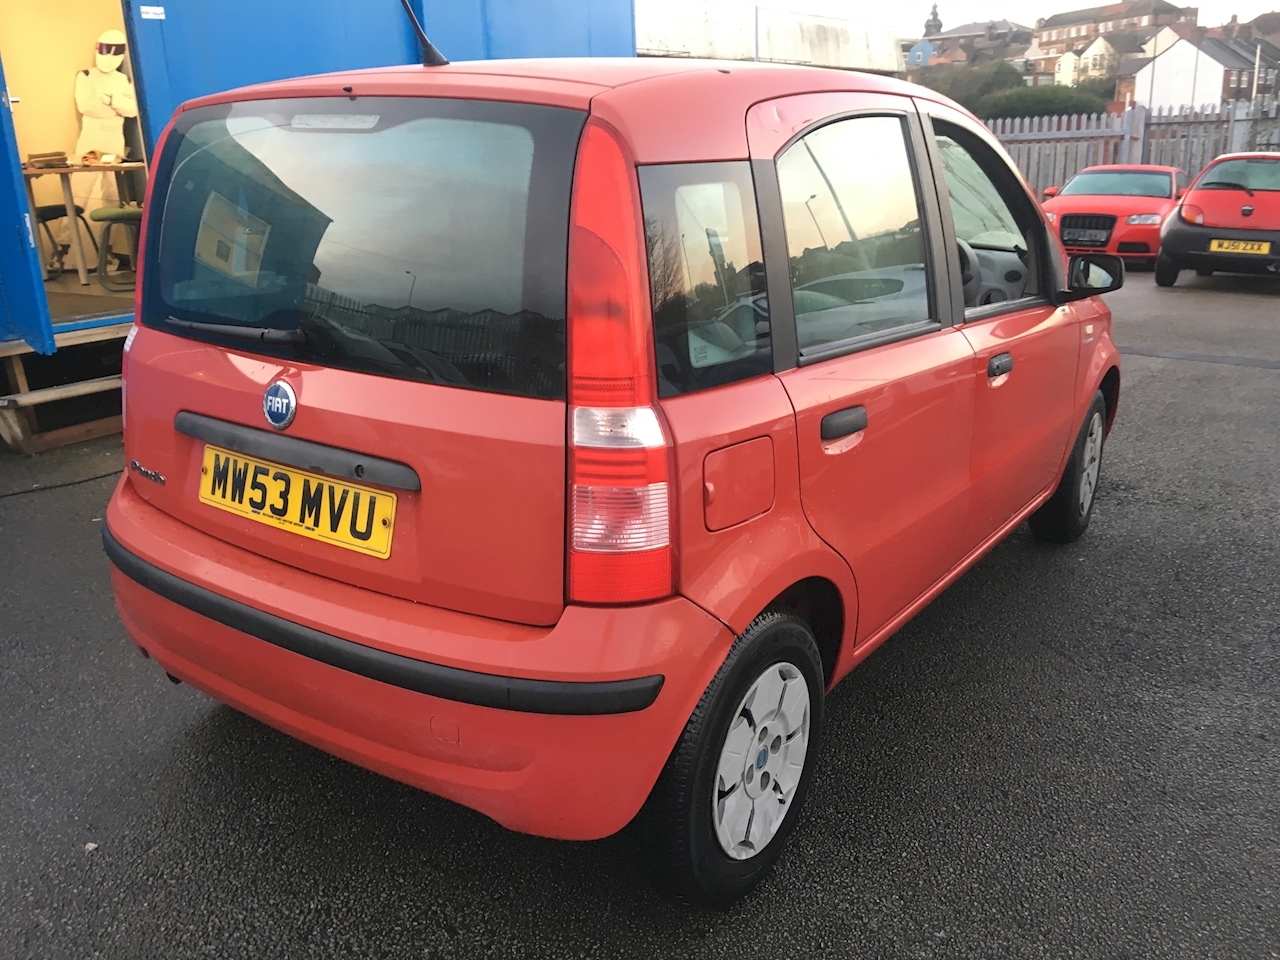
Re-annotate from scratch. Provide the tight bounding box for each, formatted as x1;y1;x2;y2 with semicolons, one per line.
22;161;147;286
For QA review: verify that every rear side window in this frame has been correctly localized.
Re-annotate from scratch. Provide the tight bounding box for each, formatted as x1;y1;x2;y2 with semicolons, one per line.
638;162;771;397
145;98;586;400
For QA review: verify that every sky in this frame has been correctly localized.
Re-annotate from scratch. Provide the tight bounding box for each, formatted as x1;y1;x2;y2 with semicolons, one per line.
870;1;1278;38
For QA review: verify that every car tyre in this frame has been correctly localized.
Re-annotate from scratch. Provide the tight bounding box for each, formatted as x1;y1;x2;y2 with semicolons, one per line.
1030;390;1108;544
1154;254;1180;287
639;610;824;908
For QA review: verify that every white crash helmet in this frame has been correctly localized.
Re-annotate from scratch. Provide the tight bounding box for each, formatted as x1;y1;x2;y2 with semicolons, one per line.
95;29;127;72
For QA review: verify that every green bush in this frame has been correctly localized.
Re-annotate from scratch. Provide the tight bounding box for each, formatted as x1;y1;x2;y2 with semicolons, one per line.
1074;74;1118;102
977;84;1110;119
914;61;1026;114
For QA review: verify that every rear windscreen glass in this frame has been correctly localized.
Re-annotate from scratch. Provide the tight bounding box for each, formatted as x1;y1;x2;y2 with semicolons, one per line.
145;98;586;400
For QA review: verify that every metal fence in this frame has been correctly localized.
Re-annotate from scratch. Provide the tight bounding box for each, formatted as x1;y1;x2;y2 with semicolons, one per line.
985;111;1144;196
987;101;1280;196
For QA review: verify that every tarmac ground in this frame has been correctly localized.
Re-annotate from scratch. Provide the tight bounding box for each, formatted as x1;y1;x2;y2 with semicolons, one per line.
2;273;1277;958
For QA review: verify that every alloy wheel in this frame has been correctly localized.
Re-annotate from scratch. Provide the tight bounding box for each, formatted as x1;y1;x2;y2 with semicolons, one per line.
1078;410;1104;517
712;661;811;860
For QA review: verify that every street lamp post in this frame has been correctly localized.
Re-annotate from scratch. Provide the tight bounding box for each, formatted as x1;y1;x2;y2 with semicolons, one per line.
405;270;417;308
804;194;829;248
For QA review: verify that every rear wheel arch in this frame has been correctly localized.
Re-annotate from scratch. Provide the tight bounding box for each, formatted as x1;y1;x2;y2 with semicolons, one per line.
763;577;844;688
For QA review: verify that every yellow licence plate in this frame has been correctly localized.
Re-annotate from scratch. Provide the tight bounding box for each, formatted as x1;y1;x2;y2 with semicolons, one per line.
1209;239;1271;255
198;444;397;558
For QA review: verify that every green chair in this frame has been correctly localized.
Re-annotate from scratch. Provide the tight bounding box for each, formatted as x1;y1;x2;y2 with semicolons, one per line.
35;204;99;280
89;205;143;293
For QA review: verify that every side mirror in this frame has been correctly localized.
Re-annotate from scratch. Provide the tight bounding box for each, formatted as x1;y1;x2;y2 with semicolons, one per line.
1176;188;1185;199
1064;253;1124;299
1042;186;1059;199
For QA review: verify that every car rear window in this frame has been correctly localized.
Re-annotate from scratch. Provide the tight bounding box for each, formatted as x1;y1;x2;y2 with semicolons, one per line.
638;162;771;397
1060;171;1173;198
143;97;586;400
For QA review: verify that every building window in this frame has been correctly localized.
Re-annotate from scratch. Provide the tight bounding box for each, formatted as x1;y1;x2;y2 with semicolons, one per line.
1230;70;1240;87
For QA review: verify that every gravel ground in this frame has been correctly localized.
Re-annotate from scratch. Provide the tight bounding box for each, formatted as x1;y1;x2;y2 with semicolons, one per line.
1;274;1277;959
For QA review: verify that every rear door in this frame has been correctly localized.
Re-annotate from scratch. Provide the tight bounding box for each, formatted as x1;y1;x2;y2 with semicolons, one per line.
0;56;54;354
125;95;585;626
917;100;1080;548
748;94;975;643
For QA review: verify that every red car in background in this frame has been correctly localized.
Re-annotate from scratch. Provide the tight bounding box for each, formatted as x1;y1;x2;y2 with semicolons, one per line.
1042;164;1186;267
1156;152;1280;286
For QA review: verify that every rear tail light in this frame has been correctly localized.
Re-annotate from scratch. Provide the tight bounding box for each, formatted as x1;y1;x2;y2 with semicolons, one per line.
565;119;673;604
1180;203;1205;225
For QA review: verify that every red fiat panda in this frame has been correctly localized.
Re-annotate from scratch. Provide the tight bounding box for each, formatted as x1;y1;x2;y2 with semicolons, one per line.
105;58;1122;906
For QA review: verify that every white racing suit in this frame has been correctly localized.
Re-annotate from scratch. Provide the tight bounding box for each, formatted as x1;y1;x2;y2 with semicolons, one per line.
68;67;138;252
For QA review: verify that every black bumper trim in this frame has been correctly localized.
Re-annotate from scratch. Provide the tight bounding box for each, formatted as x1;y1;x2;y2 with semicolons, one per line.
102;523;664;715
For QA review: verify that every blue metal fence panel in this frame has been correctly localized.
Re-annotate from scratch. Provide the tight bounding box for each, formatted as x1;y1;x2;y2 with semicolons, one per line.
125;0;635;152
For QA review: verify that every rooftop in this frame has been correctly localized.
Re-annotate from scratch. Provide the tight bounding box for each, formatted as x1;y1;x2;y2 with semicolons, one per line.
932;19;1032;39
1039;1;1189;31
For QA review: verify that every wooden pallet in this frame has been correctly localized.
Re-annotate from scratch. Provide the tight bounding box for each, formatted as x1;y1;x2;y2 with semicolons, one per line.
0;321;130;455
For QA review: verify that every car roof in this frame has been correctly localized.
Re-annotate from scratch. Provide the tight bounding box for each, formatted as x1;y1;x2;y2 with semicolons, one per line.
1201;152;1280;162
177;58;962;164
1079;164;1181;173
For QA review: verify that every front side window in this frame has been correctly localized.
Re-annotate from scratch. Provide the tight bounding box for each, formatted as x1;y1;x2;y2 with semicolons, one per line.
932;121;1043;313
145;97;586;400
776;115;933;358
639;162;770;397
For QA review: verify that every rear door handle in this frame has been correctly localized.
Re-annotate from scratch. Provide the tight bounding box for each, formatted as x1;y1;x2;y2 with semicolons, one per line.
987;352;1013;378
820;405;868;440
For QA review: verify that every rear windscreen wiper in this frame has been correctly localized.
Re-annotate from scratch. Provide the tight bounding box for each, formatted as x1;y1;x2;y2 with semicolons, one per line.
1200;180;1254;196
165;316;305;344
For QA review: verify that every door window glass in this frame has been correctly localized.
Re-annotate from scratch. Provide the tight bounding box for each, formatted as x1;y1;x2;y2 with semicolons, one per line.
776;115;932;358
931;122;1043;312
639;162;770;397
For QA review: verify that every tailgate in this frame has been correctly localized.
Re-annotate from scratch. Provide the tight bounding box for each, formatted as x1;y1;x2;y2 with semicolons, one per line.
125;329;566;625
126;94;587;626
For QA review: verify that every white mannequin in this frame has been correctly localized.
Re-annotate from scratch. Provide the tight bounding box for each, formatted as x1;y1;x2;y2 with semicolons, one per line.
69;29;138;251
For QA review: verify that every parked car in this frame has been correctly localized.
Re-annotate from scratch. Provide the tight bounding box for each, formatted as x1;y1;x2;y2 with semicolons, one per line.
1156;152;1280;286
103;57;1123;906
1041;164;1186;268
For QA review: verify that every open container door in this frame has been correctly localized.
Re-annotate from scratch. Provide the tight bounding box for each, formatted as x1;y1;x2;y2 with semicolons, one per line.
0;55;54;355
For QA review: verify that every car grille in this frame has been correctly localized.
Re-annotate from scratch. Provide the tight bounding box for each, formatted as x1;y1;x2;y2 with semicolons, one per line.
1060;214;1117;247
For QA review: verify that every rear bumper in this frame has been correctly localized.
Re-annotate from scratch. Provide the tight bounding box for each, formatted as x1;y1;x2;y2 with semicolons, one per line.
105;475;734;840
1160;219;1280;272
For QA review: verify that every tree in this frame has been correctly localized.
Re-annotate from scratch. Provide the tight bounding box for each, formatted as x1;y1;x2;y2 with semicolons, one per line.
976;84;1110;119
913;61;1026;114
1074;74;1118;103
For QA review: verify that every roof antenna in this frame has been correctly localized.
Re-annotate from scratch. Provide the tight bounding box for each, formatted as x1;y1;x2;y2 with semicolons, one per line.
400;0;448;66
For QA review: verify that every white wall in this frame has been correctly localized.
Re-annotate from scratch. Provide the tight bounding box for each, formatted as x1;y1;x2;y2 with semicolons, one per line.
1132;39;1224;109
634;0;903;73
